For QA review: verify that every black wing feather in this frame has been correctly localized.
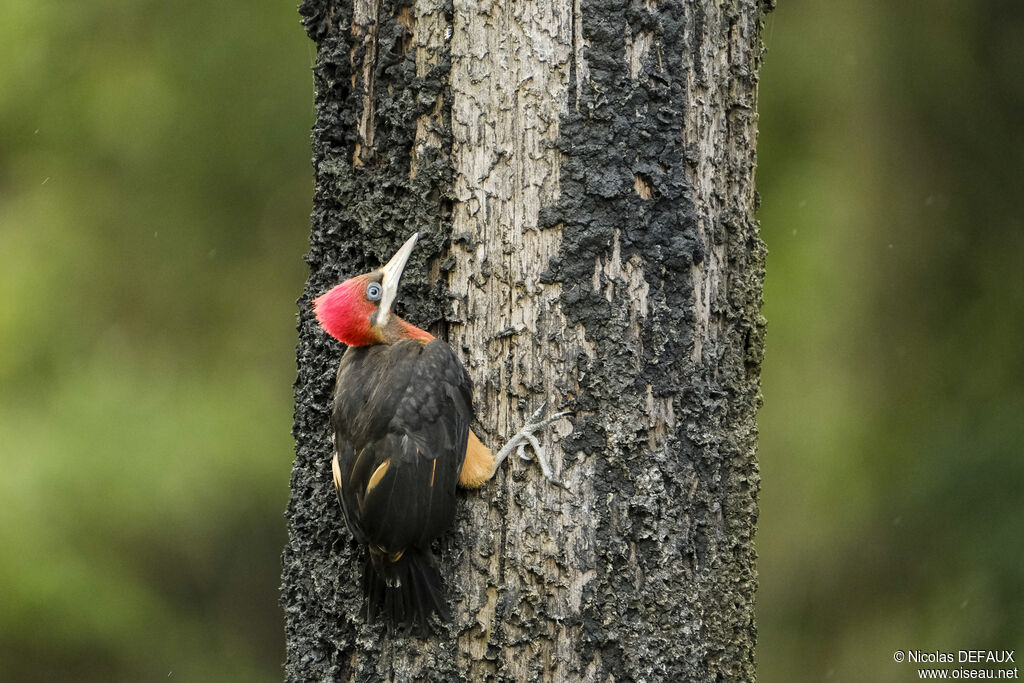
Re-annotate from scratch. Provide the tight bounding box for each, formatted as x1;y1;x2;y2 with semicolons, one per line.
331;338;472;554
330;338;472;630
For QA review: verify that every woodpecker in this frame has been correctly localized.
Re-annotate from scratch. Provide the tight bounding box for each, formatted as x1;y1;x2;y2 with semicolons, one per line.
313;232;564;633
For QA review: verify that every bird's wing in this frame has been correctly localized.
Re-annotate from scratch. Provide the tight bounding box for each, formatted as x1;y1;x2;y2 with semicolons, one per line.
331;339;473;552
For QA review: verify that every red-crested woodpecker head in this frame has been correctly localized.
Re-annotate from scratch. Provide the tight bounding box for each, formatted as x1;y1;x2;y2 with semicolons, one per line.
314;233;434;346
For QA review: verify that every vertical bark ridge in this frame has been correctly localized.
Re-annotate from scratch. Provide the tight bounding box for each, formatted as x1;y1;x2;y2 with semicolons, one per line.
445;2;590;679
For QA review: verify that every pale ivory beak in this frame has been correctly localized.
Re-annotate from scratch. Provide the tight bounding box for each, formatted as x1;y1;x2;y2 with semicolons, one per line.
377;232;419;324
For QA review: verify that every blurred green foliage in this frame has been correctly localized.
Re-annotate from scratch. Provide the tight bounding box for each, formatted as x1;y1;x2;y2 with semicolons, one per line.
2;0;1020;680
0;0;311;680
757;1;1023;680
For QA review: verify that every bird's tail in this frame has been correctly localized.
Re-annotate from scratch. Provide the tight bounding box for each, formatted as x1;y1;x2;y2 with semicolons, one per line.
364;547;448;633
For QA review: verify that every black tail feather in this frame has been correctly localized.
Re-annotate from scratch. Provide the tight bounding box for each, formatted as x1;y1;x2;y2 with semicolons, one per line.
364;547;448;634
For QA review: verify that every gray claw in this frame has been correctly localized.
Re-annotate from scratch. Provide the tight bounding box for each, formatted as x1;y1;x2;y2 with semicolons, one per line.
492;402;571;481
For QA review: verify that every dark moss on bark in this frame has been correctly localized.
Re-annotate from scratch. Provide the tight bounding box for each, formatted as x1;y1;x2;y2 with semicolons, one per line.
542;1;767;680
285;1;456;680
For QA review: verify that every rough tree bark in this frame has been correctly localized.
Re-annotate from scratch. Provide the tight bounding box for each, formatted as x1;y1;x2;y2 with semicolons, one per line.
283;0;769;680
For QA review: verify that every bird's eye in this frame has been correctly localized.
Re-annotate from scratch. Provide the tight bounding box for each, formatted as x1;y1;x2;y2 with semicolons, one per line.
366;282;382;301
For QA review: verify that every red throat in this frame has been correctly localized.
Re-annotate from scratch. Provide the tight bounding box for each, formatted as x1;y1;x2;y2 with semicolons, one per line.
398;320;435;343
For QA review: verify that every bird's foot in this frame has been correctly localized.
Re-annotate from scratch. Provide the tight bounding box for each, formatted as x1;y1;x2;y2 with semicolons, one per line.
492;402;571;482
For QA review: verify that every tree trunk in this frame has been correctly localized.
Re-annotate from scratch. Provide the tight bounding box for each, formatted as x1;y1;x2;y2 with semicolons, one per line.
283;0;769;680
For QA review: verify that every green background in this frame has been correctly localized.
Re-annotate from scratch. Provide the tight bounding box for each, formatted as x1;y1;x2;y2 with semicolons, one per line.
1;1;1019;680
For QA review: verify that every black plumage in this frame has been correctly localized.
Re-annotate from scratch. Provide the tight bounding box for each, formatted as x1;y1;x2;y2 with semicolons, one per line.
330;338;473;631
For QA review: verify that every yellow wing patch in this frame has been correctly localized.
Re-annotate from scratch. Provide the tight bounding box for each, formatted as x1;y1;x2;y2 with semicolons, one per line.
366;459;391;494
331;450;342;490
